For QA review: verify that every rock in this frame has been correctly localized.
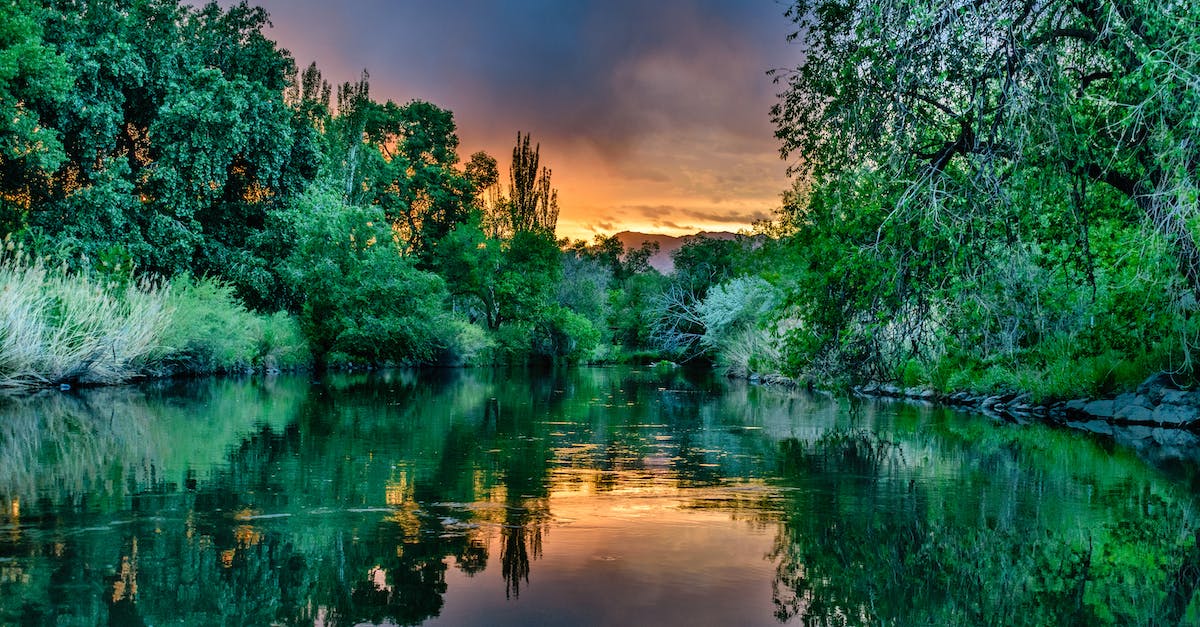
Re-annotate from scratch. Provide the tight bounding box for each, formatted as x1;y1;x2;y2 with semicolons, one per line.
1159;389;1189;406
1114;405;1154;423
1121;425;1157;441
1153;404;1198;427
1067;420;1113;436
981;395;1004;409
917;388;936;400
1064;399;1088;413
861;382;880;394
749;373;762;384
1153;429;1200;448
1137;372;1179;403
1113;392;1138;409
880;384;902;396
1082;400;1115;418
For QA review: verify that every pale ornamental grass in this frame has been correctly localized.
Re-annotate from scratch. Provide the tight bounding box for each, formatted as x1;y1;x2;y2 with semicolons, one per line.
0;244;171;389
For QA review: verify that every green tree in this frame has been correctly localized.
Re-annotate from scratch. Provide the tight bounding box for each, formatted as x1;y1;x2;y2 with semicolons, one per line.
3;0;311;299
326;92;473;261
0;0;69;234
770;0;1200;384
506;132;558;235
773;0;1200;294
276;186;449;368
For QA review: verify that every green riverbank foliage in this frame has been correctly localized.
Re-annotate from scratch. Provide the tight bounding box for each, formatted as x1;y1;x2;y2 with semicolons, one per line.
0;0;625;383
752;0;1200;398
4;0;1197;399
0;240;307;386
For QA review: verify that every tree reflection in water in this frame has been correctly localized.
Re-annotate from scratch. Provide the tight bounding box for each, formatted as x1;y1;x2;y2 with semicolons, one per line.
500;501;548;599
766;421;1200;626
0;370;1198;625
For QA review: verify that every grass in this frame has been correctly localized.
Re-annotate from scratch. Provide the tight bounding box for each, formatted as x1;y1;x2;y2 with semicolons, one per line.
0;243;311;390
0;245;170;388
157;275;309;374
920;337;1159;403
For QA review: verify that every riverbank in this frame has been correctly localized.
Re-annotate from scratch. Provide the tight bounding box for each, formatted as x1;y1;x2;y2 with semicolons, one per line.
859;376;1200;471
850;372;1199;429
742;368;1200;465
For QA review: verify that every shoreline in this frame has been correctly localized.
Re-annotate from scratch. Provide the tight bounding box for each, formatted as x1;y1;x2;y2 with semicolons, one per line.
745;370;1200;466
745;370;1199;431
848;371;1200;432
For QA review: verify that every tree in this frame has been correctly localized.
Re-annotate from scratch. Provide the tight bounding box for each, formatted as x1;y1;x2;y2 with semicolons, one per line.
464;151;499;198
2;0;311;299
368;100;473;258
772;0;1200;296
0;0;69;234
769;0;1200;384
431;218;561;333
275;186;449;367
325;91;473;261
564;234;660;282
465;150;506;237
506;132;558;235
328;70;372;201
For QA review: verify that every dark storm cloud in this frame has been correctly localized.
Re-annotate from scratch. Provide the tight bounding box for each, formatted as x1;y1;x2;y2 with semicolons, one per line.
227;0;800;235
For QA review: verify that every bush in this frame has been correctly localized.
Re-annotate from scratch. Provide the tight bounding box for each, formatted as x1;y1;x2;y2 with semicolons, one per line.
698;276;784;375
258;311;311;371
486;322;535;365
158;275;261;374
277;187;451;367
0;240;314;388
533;306;601;362
436;316;496;366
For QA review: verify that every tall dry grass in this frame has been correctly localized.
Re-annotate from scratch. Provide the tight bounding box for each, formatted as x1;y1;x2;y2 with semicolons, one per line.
0;243;171;388
0;241;311;389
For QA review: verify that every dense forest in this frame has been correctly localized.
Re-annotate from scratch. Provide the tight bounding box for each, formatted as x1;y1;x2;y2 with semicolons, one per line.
2;0;1198;402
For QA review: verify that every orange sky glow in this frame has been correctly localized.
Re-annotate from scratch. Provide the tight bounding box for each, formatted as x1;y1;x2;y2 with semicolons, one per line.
227;0;802;241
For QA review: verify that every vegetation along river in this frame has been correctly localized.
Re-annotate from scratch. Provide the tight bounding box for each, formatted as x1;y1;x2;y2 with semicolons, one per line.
1;367;1198;625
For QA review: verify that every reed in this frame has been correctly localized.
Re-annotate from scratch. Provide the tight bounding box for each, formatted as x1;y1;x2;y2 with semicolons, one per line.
0;243;171;388
0;242;311;390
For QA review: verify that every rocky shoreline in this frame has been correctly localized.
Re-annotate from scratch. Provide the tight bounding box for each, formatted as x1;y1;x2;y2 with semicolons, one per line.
851;372;1199;429
847;372;1200;466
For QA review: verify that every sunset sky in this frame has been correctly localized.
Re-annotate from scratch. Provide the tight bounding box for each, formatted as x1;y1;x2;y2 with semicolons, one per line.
233;0;801;240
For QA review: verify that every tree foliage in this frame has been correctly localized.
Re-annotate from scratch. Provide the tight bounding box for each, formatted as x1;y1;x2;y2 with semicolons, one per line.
770;0;1200;386
276;187;448;367
506;132;559;235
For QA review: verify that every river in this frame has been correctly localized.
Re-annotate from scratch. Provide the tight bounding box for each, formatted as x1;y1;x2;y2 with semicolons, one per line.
0;367;1196;625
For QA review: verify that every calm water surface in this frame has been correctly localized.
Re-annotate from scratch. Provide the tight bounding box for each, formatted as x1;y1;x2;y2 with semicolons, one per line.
1;367;1198;625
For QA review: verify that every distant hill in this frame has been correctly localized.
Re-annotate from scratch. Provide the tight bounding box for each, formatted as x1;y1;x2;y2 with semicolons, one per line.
613;231;739;274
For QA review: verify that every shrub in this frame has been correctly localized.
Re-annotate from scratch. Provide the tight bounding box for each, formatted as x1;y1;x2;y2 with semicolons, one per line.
438;316;496;366
697;276;785;375
277;187;451;367
533;306;601;362
258;311;311;371
158;275;261;374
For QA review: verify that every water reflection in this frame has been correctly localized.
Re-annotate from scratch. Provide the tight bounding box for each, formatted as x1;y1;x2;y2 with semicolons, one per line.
0;368;1196;625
